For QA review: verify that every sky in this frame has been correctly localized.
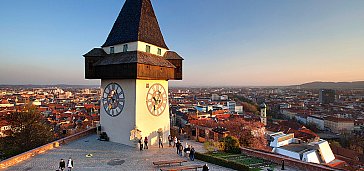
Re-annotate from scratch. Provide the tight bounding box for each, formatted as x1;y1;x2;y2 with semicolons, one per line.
0;0;363;86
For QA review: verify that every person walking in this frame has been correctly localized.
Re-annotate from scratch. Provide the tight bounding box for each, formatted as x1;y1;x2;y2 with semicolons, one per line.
168;135;172;147
67;157;73;171
144;137;148;149
59;159;65;171
202;164;209;171
190;147;195;161
158;137;163;148
138;137;143;151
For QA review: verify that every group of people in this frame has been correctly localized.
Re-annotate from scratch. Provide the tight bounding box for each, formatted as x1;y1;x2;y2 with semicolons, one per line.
174;140;196;161
137;135;209;171
58;158;73;171
137;135;196;161
138;136;164;151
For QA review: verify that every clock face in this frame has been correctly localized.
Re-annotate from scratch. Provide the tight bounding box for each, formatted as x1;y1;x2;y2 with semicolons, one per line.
146;83;167;116
102;83;125;117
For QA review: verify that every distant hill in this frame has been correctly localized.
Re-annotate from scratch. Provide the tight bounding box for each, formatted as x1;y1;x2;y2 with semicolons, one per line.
293;81;364;89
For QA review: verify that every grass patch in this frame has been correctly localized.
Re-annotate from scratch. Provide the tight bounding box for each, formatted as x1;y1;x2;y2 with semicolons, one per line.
204;151;276;170
195;152;250;171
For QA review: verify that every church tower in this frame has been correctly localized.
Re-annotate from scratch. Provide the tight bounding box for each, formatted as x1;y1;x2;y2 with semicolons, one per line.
83;0;183;146
260;103;267;126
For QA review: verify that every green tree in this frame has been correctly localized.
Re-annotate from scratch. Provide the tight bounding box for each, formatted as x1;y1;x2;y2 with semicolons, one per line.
220;136;240;154
0;105;54;159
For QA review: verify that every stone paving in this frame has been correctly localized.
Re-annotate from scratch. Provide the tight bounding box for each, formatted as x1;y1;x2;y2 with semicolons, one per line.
4;135;235;171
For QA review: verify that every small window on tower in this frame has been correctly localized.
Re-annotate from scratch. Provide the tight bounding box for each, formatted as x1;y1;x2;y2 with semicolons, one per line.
110;47;115;54
157;48;161;55
123;44;128;52
146;45;151;53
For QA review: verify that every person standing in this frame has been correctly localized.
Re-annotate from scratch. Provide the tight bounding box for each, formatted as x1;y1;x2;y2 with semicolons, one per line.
139;137;143;151
184;143;189;156
168;135;172;147
173;136;177;147
59;159;65;171
144;137;148;149
178;143;183;156
176;140;181;154
184;145;190;157
158;137;163;148
67;157;73;171
190;147;195;161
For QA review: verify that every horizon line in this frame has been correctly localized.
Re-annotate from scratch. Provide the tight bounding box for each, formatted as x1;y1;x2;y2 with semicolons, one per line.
0;80;363;88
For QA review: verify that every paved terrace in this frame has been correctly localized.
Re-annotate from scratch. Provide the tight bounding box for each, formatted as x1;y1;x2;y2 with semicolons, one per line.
3;135;234;171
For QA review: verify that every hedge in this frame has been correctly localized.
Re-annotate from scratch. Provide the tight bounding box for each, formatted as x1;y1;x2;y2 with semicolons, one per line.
195;152;250;171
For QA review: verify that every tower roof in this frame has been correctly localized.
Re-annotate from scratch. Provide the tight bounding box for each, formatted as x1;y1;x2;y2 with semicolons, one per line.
83;48;107;57
102;0;168;49
260;103;267;108
163;51;184;60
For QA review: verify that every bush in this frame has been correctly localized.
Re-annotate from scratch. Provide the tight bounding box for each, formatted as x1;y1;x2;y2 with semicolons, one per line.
220;136;241;154
204;141;215;152
195;152;250;171
204;141;224;152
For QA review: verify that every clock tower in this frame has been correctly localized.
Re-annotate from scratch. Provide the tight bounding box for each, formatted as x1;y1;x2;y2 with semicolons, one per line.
260;103;267;126
83;0;183;146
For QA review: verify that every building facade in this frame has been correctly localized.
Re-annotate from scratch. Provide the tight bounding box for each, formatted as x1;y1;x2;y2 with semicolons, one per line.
226;101;236;113
269;132;336;165
307;115;325;130
319;89;335;104
324;116;354;134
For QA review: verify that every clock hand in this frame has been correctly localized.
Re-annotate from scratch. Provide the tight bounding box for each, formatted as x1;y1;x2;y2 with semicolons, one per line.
153;97;159;105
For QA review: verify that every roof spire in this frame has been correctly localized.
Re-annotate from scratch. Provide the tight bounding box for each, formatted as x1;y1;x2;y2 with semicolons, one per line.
102;0;168;49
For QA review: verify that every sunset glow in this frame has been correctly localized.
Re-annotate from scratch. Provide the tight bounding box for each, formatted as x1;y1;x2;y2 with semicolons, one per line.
0;0;363;86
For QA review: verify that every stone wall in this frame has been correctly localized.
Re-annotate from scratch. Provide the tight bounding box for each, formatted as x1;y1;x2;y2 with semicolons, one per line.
241;147;341;171
0;141;59;169
0;127;96;169
58;127;96;145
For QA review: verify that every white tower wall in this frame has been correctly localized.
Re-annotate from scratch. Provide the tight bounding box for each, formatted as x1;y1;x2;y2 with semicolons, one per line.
136;80;170;145
100;79;136;146
100;79;170;146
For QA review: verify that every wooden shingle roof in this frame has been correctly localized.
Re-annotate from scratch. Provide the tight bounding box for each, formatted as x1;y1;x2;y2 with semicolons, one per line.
102;0;168;49
93;51;175;68
83;48;107;57
163;51;184;60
